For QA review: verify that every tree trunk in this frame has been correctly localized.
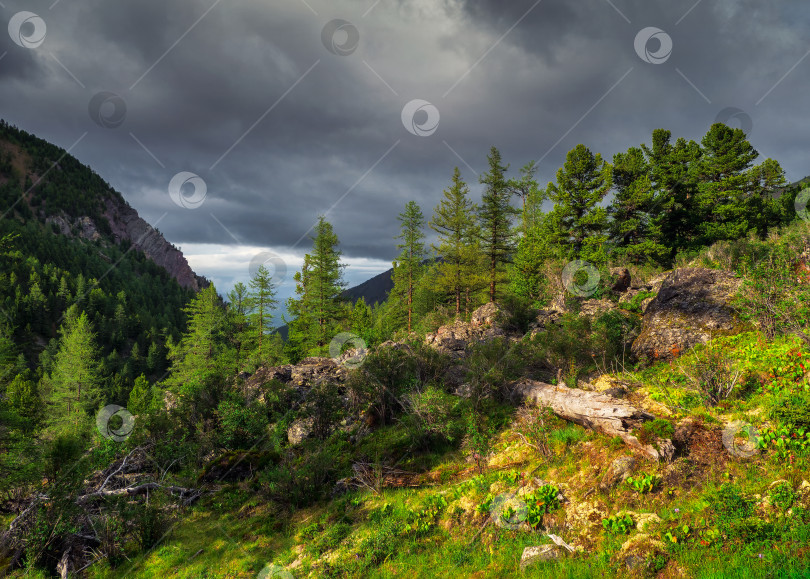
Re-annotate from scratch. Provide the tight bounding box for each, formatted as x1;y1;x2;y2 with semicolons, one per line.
513;379;674;461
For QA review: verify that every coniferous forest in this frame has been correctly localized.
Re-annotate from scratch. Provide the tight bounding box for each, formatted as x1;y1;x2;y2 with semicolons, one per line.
3;118;810;578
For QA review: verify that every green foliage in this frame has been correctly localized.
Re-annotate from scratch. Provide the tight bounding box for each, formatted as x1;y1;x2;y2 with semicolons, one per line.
546;143;611;264
391;201;427;332
285;217;347;361
625;472;661;493
769;481;796;513
247;264;281;368
636;418;675;446
404;493;448;535
215;394;269;450
734;225;810;347
429;167;480;316
49;311;102;423
624;290;656;313
524;484;561;528
478;146;518;302
602;512;636;535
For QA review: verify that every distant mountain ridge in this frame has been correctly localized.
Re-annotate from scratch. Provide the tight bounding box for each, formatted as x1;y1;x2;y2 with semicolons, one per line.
341;267;394;306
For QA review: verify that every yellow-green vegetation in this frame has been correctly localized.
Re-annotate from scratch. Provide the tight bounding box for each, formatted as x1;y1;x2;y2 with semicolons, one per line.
62;327;810;578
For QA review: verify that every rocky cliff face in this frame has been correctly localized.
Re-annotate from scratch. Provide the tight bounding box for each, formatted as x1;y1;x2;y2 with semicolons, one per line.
102;198;203;291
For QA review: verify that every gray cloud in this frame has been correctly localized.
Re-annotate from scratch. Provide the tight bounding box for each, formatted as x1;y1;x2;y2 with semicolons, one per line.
1;0;809;293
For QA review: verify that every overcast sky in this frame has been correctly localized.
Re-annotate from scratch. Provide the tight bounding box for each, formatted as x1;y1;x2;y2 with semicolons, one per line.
2;0;809;303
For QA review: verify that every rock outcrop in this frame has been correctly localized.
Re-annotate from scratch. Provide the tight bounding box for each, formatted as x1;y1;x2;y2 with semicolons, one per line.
103;198;204;290
631;268;744;362
425;302;518;358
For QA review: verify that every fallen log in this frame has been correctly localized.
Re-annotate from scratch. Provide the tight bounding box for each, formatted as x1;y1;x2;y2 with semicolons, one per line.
513;379;674;461
77;483;200;504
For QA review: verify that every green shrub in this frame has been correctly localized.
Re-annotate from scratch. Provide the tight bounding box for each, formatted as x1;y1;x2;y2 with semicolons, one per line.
216;395;269;450
770;481;796;513
711;483;753;530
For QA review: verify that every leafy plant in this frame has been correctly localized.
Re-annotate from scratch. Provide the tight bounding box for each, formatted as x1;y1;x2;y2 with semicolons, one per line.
602;512;636;535
625;472;661;493
524;484;561;529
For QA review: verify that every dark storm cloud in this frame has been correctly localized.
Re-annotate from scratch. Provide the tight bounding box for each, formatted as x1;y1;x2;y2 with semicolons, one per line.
1;0;809;285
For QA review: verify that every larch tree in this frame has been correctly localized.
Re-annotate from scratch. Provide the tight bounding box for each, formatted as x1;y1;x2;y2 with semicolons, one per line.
429;167;478;315
226;282;250;375
49;311;102;425
247;265;279;365
477;147;518;302
391;201;426;332
285;217;346;360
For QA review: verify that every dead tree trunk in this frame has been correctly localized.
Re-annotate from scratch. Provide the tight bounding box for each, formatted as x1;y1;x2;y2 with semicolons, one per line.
513;379;674;461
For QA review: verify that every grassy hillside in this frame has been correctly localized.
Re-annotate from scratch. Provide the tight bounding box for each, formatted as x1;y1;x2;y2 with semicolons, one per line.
61;331;810;578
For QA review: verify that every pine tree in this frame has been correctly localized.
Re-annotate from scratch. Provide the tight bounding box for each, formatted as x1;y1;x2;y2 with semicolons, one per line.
49;311;102;424
642;129;702;258
478;147;518;302
246;266;279;366
547;144;611;264
607;146;669;264
693;123;759;245
429;168;478;315
391;201;426;332
285;217;346;360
